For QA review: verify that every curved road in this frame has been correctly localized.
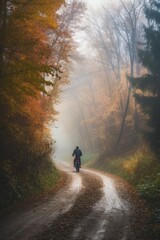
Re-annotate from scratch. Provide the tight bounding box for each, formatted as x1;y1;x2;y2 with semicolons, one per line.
0;162;148;240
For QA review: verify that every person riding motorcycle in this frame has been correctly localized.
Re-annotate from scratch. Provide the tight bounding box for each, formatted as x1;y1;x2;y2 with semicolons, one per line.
72;146;82;168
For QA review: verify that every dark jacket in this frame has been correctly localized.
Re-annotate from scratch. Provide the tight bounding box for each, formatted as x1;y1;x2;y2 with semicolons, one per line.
72;148;82;158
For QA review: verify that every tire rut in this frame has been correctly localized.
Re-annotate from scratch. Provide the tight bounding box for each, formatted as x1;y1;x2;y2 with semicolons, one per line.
32;171;103;240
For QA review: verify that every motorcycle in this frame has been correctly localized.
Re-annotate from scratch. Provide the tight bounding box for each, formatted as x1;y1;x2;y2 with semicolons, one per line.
74;158;81;172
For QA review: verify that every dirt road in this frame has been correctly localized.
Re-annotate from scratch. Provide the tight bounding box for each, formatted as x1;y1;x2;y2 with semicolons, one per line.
0;162;150;240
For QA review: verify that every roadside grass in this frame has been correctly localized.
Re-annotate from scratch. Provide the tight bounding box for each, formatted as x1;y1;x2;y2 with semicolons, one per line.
21;164;60;196
0;159;60;216
89;148;160;231
87;147;160;239
82;153;99;166
91;150;160;203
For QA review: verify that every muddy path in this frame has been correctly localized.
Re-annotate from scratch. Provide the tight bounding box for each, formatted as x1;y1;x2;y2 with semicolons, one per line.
0;162;151;240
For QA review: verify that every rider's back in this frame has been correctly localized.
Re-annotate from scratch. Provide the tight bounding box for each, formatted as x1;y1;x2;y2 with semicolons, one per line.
73;147;82;158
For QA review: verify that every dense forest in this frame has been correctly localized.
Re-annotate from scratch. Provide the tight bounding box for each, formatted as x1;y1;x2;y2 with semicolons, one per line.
0;0;160;228
60;0;160;218
0;0;85;213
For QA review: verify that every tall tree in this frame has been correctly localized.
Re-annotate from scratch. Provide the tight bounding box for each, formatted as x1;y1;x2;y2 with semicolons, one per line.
0;0;65;210
51;0;85;65
112;0;143;147
83;0;144;150
131;0;160;150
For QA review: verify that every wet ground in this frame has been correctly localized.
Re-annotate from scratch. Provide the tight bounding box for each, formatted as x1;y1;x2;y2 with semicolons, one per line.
0;162;153;240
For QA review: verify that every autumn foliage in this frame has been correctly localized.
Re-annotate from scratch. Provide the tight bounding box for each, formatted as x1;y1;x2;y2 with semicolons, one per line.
0;0;65;212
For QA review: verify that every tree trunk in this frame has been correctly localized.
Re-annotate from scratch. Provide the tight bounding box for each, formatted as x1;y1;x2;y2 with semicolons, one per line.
0;0;7;80
115;85;131;148
115;57;134;148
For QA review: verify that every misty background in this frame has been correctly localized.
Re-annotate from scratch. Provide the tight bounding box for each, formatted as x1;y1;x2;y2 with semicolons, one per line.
52;0;143;160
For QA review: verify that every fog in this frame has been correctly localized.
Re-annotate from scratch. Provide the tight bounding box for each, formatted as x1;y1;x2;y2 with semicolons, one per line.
52;66;93;161
52;0;144;162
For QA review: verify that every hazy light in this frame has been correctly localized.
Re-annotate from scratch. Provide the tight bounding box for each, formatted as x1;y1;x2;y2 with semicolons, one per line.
53;0;111;162
84;0;108;9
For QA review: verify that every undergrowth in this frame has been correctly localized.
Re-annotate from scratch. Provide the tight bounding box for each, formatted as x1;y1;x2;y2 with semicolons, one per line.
0;157;60;216
92;149;160;203
89;147;160;232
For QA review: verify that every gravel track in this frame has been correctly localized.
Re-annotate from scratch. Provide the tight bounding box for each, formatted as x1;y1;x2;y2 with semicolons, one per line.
0;162;152;240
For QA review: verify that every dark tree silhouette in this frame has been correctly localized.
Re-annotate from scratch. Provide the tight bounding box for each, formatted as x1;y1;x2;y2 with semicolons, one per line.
131;0;160;151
